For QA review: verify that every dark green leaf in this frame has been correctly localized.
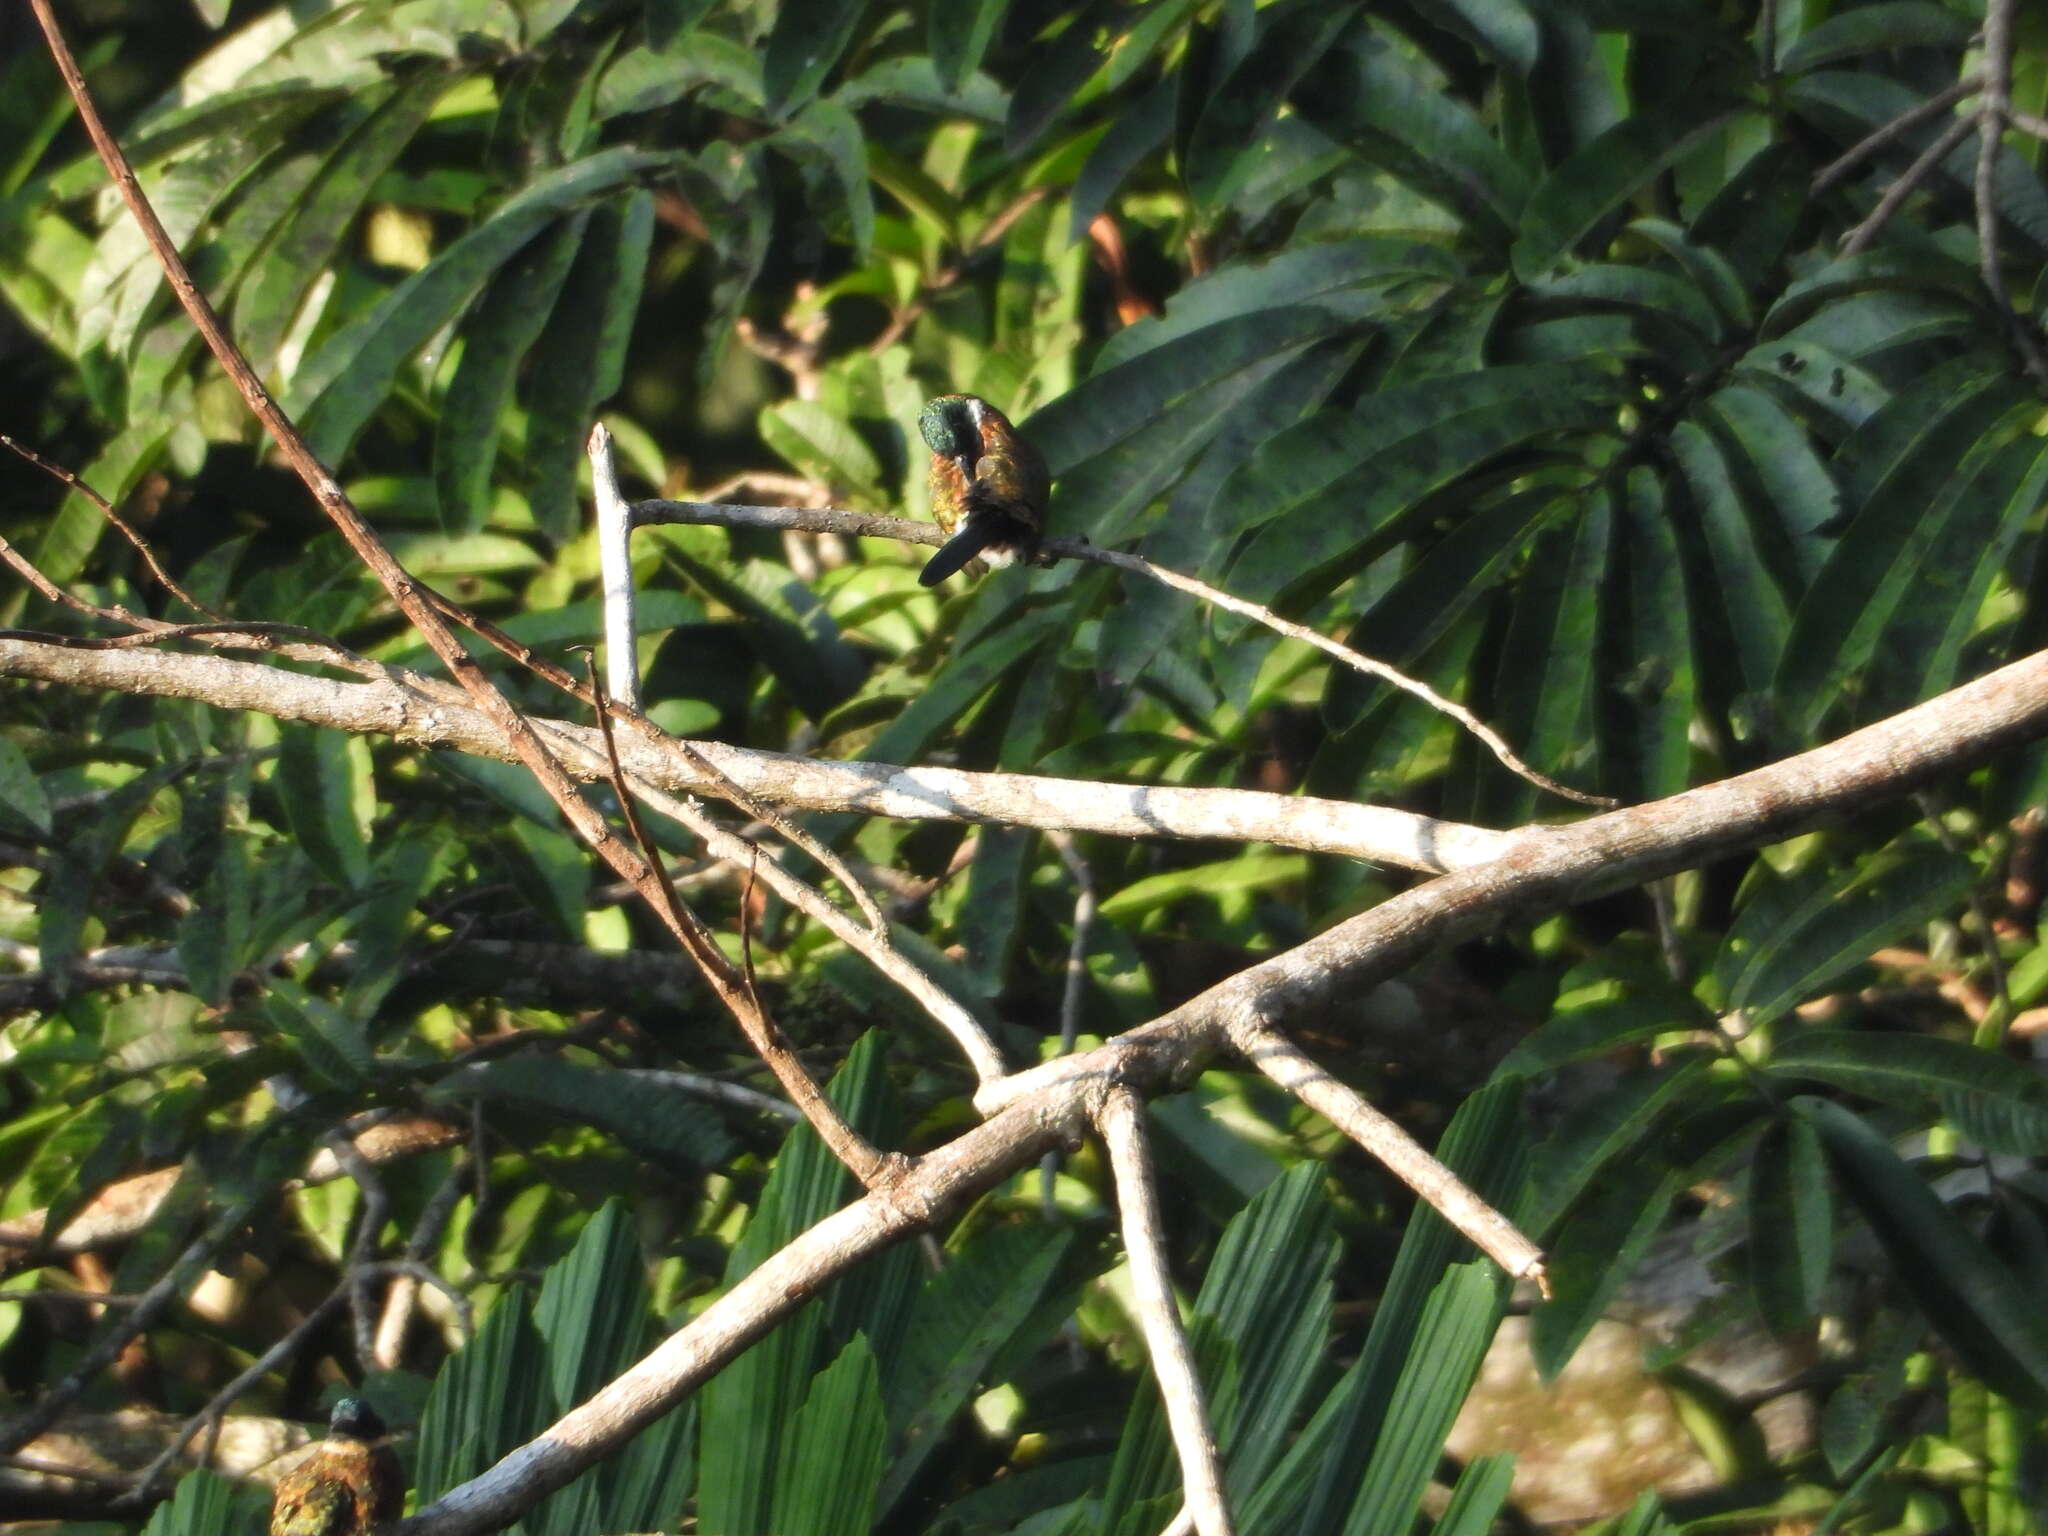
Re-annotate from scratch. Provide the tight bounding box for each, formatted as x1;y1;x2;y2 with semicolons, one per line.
526;189;656;542
764;0;871;115
276;723;371;890
433;1058;734;1167
1778;3;1972;72
1513;107;1739;281
930;0;1006;92
434;212;589;534
1802;1097;2048;1408
292;147;670;461
1723;841;1973;1025
1748;1115;1832;1331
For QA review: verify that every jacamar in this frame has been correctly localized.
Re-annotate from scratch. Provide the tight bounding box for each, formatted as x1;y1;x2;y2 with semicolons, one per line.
917;394;1050;586
270;1398;404;1536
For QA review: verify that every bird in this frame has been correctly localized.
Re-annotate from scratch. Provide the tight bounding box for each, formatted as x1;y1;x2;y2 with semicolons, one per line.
916;394;1050;586
270;1397;404;1536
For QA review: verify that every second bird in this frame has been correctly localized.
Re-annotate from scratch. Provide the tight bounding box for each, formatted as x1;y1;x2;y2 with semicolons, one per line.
917;394;1050;586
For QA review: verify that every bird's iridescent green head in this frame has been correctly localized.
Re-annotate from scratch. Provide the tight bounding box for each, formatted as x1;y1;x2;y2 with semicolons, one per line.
918;395;978;461
328;1397;386;1442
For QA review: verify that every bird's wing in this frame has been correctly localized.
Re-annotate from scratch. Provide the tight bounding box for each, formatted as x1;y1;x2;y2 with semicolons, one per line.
272;1473;360;1536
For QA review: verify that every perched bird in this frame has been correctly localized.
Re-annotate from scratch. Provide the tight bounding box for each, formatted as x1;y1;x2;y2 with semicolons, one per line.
270;1398;404;1536
917;394;1050;586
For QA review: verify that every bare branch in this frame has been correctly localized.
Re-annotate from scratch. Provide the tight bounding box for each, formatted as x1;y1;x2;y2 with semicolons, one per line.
0;634;1513;872
1098;1087;1236;1536
0;434;226;621
1841;114;1977;254
1229;1020;1545;1286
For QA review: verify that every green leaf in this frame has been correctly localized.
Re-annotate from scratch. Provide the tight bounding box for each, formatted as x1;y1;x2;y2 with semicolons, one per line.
1778;3;1972;72
525;189;656;543
1295;27;1532;243
265;983;375;1090
1530;1154;1681;1378
1222;363;1621;606
0;737;52;834
1482;491;1605;819
1096;853;1308;922
699;1034;895;1536
1524;1061;1713;1235
1720;841;1974;1025
774;1334;889;1536
414;1286;556;1503
1287;1080;1526;1535
880;1223;1073;1510
432;1058;735;1167
760;398;887;503
1183;0;1355;210
1598;470;1694;803
1004;0;1118;155
139;1467;266;1536
1030;305;1358;478
764;0;870;116
1340;1262;1505;1535
235;70;453;371
646;0;721;48
435;212;589;533
292;146;670;461
930;0;1006;92
1769;1032;2048;1123
1748;1115;1832;1331
774;99;874;257
857;610;1066;767
1668;419;1794;712
1802;1097;2048;1408
1513;107;1740;281
1701;383;1839;586
275;723;372;890
1432;1453;1517;1536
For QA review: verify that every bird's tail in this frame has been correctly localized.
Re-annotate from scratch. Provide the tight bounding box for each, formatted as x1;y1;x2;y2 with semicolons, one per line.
919;518;1004;586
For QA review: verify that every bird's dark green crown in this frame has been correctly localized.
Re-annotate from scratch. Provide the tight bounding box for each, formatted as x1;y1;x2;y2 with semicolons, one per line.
328;1397;386;1443
918;394;978;461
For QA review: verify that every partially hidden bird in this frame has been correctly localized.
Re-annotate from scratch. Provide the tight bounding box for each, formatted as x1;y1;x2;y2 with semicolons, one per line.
271;1397;404;1536
917;394;1050;586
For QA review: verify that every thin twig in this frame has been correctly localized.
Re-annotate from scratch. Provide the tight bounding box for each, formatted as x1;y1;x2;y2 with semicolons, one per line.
1972;0;2048;390
580;650;894;1184
1227;1019;1547;1288
1097;1086;1236;1536
1812;75;1981;194
1841;112;1977;254
1;433;226;620
633;498;1614;809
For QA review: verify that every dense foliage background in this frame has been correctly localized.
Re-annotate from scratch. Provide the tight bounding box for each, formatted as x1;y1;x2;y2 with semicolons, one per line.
6;0;2048;1532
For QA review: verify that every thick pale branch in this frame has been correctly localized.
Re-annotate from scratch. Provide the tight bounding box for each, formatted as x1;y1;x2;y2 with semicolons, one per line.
0;636;1511;872
1098;1087;1236;1536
